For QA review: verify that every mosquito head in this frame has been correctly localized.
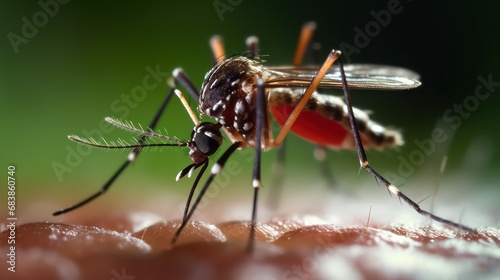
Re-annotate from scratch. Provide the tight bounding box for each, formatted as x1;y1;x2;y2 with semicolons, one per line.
188;122;223;164
198;56;269;146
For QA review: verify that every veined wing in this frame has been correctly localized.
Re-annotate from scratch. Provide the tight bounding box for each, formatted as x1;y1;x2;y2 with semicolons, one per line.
265;64;421;90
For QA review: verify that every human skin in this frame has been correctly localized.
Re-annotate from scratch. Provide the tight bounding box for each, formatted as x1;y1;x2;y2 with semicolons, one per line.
1;186;499;280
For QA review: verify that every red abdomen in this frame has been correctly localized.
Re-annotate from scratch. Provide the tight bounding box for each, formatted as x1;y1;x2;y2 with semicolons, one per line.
271;105;350;147
268;89;402;149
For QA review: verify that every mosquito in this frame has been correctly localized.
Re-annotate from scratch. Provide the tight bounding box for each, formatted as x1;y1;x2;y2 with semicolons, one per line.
53;22;475;250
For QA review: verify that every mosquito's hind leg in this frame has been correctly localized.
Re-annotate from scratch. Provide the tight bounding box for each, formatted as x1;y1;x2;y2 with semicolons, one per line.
336;58;476;233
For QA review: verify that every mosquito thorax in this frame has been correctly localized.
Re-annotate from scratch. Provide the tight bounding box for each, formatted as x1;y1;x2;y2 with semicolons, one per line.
198;56;268;145
187;122;223;164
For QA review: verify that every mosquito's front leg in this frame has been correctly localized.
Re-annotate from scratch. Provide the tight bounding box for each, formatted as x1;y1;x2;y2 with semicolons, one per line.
53;69;203;216
53;87;176;216
173;68;200;100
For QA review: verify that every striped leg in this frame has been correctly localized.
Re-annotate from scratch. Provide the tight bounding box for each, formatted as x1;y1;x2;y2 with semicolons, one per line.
337;58;476;233
53;87;176;216
246;78;266;251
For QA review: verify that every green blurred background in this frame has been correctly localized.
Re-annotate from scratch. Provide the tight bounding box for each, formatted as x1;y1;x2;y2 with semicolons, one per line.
1;1;499;222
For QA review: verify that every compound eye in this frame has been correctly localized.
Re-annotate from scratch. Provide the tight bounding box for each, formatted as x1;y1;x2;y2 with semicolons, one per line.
192;123;222;156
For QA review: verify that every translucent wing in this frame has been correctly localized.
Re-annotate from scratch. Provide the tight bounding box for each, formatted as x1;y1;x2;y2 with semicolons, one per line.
265;64;421;90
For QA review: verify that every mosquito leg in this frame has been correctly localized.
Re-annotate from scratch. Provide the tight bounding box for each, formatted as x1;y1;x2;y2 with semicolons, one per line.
314;145;337;188
244;78;267;250
293;21;316;66
252;79;265;189
246;36;259;59
53;88;176;216
273;49;341;146
143;87;176;132
298;23;337;188
337;58;476;233
172;141;242;244
294;22;336;187
52;160;130;215
210;35;226;63
173;68;200;100
294;22;337;188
